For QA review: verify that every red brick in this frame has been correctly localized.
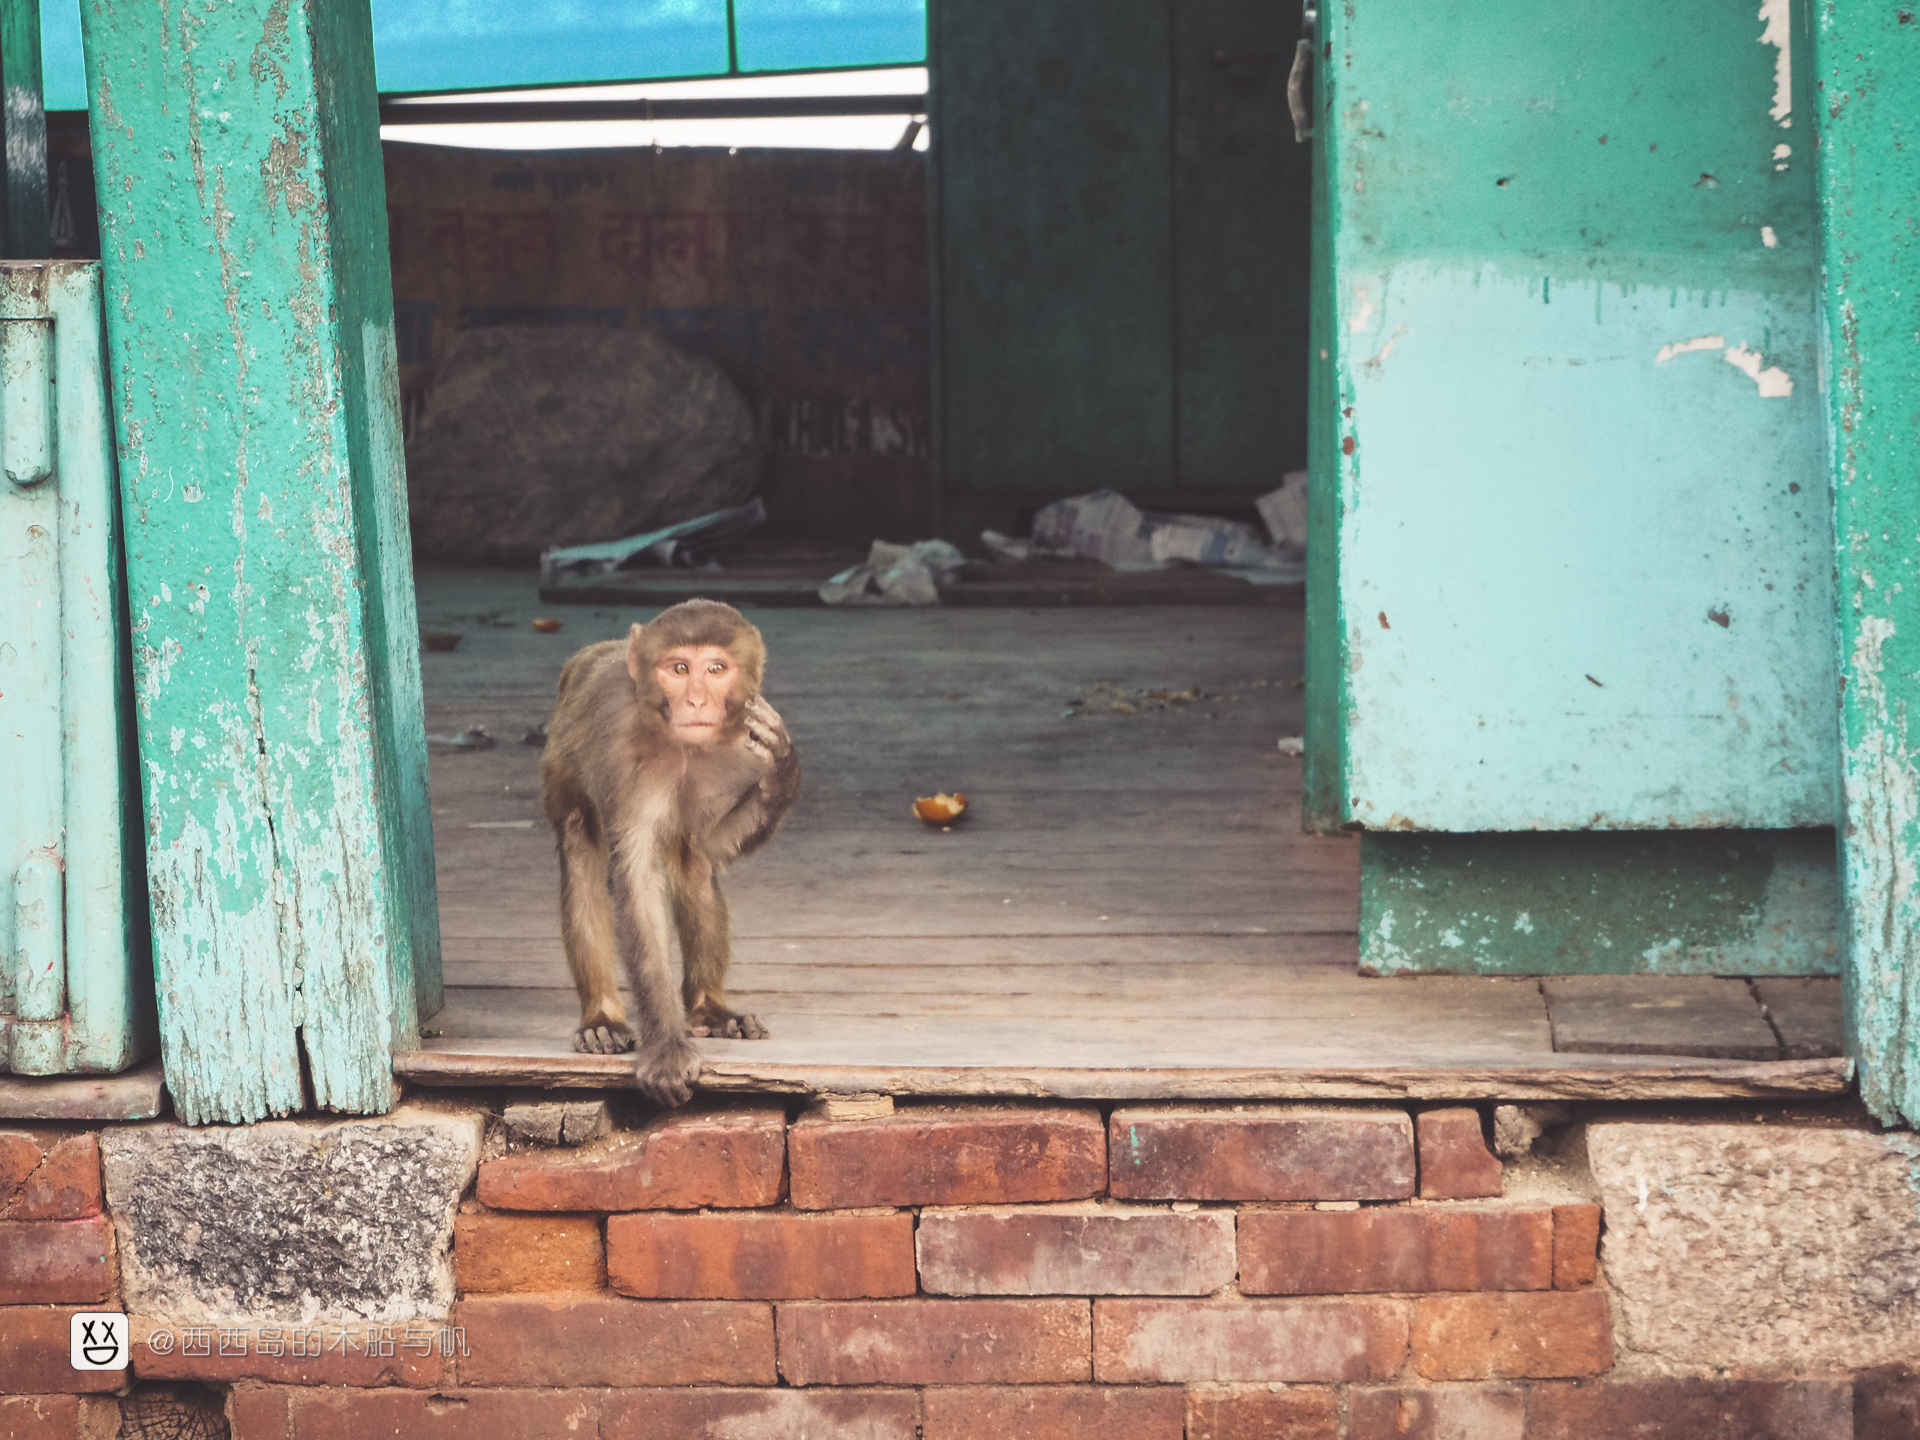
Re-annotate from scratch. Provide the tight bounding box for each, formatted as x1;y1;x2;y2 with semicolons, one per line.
0;1218;112;1304
0;1394;80;1440
608;1210;914;1299
1108;1107;1414;1202
279;1389;611;1440
788;1105;1104;1209
1185;1386;1340;1440
1093;1297;1407;1383
13;1136;103;1222
1529;1379;1853;1439
477;1106;786;1211
923;1386;1183;1440
776;1298;1090;1385
1552;1203;1602;1289
3;1135;102;1221
0;1306;122;1393
1239;1206;1552;1295
228;1387;292;1439
917;1205;1233;1296
602;1388;920;1439
1411;1291;1612;1379
1855;1371;1920;1440
454;1294;774;1386
1416;1109;1502;1199
0;1133;41;1198
453;1211;605;1293
1349;1386;1525;1440
131;1316;445;1387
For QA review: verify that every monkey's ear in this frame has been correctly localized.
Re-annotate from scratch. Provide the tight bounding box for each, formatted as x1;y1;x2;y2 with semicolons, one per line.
625;623;647;684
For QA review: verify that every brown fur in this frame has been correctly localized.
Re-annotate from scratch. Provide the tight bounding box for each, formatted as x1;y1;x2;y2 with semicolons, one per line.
539;599;799;1105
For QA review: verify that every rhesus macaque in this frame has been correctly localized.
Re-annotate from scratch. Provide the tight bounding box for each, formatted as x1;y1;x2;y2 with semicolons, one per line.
540;599;799;1105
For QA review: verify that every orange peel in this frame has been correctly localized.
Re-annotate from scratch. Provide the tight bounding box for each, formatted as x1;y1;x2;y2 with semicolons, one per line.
913;792;969;823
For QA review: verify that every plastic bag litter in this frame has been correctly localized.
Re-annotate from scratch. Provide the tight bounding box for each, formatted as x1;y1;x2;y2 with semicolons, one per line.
539;497;767;586
982;487;1305;582
819;538;968;607
1257;470;1309;551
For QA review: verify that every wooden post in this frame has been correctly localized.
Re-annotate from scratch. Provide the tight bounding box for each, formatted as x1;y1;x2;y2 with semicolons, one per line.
0;0;47;257
80;0;440;1124
1816;1;1920;1123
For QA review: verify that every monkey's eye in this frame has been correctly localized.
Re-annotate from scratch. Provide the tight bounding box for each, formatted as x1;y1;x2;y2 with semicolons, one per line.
671;662;689;675
708;662;728;675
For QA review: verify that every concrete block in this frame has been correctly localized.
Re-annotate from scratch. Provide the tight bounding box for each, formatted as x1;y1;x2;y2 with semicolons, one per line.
101;1106;483;1324
1589;1121;1920;1369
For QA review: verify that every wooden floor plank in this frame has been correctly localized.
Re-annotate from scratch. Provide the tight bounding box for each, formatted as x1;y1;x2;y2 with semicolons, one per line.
408;572;1855;1100
1544;976;1782;1061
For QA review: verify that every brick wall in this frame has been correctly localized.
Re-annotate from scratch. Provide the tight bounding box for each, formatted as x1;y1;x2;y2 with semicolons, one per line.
0;1101;1897;1439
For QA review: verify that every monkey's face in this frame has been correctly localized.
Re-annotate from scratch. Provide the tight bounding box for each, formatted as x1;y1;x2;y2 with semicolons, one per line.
652;644;743;746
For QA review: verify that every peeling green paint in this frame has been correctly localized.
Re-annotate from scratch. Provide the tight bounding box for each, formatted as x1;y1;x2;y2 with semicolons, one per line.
1815;0;1920;1124
1360;830;1840;976
80;0;436;1124
1319;0;1835;832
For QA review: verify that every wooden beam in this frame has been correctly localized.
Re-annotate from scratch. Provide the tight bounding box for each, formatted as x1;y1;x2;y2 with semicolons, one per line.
1817;0;1920;1125
80;0;439;1123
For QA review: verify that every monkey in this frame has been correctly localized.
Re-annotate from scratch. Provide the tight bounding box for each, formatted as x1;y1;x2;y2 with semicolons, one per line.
539;599;799;1106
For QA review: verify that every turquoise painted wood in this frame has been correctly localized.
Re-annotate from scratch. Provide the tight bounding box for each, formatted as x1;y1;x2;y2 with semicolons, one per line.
1323;0;1836;831
0;0;47;257
1360;830;1838;977
1815;0;1920;1124
80;0;439;1124
0;260;153;1074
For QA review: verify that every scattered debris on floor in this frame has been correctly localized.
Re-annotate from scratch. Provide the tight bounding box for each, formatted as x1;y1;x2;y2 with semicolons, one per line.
913;792;969;823
421;631;462;652
521;724;549;748
531;618;563;633
982;482;1306;584
820;538;968;606
1277;736;1306;756
1063;681;1242;718
426;726;496;751
539;497;768;585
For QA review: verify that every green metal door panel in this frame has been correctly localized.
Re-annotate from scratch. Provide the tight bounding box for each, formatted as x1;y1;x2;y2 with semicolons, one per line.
934;0;1175;495
1815;0;1920;1123
1325;0;1835;831
82;0;434;1124
0;260;154;1074
1172;0;1310;490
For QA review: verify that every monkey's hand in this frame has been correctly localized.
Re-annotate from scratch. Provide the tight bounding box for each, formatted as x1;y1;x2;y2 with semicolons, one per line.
741;695;792;767
633;1035;704;1107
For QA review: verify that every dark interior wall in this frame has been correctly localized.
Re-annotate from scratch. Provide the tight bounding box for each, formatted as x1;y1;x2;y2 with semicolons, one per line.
46;115;931;554
931;0;1312;539
385;143;930;554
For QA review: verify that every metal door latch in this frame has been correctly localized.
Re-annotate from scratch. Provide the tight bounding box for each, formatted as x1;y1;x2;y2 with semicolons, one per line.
1288;7;1318;142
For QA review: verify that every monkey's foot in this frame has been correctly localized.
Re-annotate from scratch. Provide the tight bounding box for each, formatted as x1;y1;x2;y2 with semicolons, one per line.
633;1038;704;1107
574;1022;636;1055
687;1008;771;1040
